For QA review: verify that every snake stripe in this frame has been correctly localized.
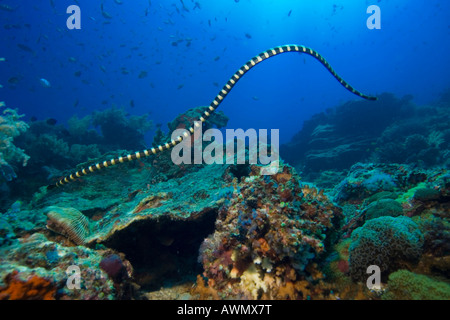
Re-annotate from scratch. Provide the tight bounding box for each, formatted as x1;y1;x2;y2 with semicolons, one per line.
49;44;376;189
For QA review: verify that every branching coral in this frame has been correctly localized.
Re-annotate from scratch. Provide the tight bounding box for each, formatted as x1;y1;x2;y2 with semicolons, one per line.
0;102;29;181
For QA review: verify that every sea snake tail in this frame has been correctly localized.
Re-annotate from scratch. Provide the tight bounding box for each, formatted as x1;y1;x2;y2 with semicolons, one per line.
47;44;377;189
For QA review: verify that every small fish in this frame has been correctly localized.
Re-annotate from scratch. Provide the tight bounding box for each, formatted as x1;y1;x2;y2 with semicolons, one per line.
8;77;20;85
214;56;220;61
130;100;135;108
138;71;148;79
180;0;189;12
74;71;81;77
0;57;5;62
0;4;16;12
114;0;123;4
68;57;77;62
252;96;259;101
177;84;184;89
39;78;51;88
100;65;107;73
73;99;79;107
102;11;113;19
245;33;252;39
193;2;201;10
101;4;113;19
288;10;292;17
17;43;34;53
208;20;211;27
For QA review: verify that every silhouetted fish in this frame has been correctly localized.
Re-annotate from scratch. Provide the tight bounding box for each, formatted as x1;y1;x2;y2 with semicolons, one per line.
8;77;20;84
17;43;34;53
0;4;15;12
138;71;148;79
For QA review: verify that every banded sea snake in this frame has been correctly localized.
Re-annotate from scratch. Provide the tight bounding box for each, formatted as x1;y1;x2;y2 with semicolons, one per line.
47;44;377;190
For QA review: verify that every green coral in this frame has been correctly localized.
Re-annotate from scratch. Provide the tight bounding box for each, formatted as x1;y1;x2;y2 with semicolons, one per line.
382;269;450;300
349;216;424;282
364;199;403;221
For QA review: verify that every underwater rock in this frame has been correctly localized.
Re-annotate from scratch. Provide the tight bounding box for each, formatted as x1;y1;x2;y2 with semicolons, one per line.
281;93;410;173
281;92;450;174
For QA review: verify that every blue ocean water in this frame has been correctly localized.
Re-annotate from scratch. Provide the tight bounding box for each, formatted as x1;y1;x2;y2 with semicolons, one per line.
0;0;450;302
1;0;449;144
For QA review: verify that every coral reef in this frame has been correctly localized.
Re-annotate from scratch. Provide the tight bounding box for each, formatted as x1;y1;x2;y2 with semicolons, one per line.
363;199;403;221
0;102;29;181
281;92;450;176
91;107;152;151
1;95;448;300
150;106;229;181
382;269;450;300
0;270;56;300
0;233;131;299
198;163;343;299
4;106;153;212
348;216;424;282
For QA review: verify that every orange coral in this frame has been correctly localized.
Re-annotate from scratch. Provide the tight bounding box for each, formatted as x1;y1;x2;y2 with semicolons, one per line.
0;271;56;300
190;275;220;300
274;172;292;184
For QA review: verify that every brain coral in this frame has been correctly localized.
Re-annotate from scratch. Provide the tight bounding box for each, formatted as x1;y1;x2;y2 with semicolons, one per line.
364;199;403;221
349;216;424;282
382;269;450;300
